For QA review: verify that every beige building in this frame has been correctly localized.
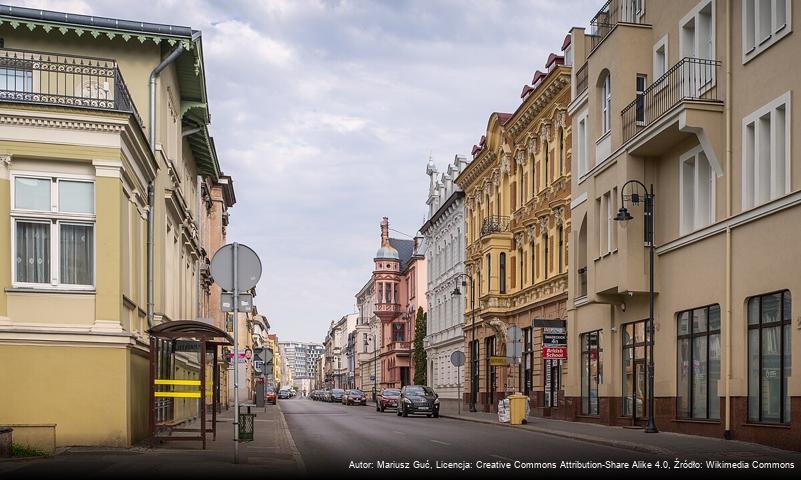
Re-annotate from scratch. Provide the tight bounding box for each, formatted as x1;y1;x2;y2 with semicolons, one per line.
455;46;572;413
566;0;800;450
0;6;226;447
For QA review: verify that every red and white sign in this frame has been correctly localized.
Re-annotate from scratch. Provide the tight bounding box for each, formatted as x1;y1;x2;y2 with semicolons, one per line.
543;346;567;360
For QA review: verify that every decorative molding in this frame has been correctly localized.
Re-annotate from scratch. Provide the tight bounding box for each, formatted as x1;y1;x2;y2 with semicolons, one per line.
93;159;123;178
0;113;127;132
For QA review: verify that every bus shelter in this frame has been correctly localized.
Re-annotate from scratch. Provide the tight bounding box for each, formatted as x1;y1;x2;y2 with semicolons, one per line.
148;320;233;449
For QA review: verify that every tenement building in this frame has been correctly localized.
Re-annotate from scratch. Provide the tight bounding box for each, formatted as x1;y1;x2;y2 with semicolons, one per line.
566;0;800;450
0;6;225;446
455;44;572;414
421;154;471;410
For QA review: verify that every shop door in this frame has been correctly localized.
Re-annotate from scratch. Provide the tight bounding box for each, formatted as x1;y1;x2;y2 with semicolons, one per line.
634;360;648;420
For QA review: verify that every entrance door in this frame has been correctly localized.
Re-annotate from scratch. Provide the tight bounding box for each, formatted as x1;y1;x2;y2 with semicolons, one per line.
400;367;410;387
634;360;648;420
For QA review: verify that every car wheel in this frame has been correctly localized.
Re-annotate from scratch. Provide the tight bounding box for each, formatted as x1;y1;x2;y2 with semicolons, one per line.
376;404;381;412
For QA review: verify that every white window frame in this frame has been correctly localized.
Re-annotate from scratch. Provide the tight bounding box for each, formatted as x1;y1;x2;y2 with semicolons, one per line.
10;171;96;290
653;34;669;89
743;0;791;63
741;91;791;211
679;0;716;95
679;145;716;235
601;73;611;135
577;112;589;176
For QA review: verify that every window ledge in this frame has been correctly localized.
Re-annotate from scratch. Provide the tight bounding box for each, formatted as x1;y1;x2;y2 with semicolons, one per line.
671;418;720;424
742;422;791;429
6;287;96;295
595;130;611;145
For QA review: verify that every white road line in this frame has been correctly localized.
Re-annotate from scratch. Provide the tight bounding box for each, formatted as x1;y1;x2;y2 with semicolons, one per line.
430;440;450;446
491;454;513;461
392;431;405;435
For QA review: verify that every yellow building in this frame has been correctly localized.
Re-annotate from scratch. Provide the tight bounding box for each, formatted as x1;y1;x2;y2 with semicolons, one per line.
455;46;573;414
0;6;222;447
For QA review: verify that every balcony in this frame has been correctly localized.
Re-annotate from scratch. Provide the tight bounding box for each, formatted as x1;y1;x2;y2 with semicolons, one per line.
588;0;646;52
374;303;401;321
480;215;509;238
385;341;411;353
622;57;722;144
0;48;142;125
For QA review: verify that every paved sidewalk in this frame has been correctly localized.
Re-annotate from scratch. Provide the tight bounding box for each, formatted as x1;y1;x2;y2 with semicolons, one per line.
440;409;801;461
0;402;305;478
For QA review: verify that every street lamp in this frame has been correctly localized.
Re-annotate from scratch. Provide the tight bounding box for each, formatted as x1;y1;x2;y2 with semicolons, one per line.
614;180;658;434
451;272;477;412
367;334;378;401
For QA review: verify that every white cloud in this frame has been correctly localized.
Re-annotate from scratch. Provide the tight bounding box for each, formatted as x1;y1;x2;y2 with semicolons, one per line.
206;19;294;68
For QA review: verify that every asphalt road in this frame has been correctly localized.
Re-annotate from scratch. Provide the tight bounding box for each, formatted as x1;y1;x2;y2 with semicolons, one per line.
282;397;676;478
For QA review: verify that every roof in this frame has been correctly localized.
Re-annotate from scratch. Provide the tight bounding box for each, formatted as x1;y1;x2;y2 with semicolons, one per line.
497;112;513;126
148;320;233;345
561;33;572;51
389;238;415;271
0;3;217;179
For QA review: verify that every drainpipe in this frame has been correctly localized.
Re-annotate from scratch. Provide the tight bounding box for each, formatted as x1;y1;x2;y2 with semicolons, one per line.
196;174;202;318
146;32;201;328
724;2;733;440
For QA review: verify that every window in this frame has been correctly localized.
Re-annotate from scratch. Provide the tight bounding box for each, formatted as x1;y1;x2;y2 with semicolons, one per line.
601;73;611;135
519;249;524;289
558;225;564;273
680;146;715;234
743;0;791;63
581;330;602;416
558;127;564;177
0;65;33;93
499;253;506;294
543;232;549;279
635;74;647;124
742;92;790;210
486;253;492;293
12;175;95;288
622;320;650;418
531;240;536;284
577;113;588;176
653;35;668;80
485;336;497;398
543;140;550;187
677;305;721;420
680;1;716;93
748;291;791;424
363;333;368;353
392;322;405;342
471;339;479;404
598;189;617;255
522;328;533;395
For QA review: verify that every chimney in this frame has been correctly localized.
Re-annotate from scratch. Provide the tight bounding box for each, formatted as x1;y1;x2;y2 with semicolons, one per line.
380;217;390;246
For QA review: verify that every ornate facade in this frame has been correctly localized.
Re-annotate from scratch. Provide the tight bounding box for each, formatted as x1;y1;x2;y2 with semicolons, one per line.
455;44;573;414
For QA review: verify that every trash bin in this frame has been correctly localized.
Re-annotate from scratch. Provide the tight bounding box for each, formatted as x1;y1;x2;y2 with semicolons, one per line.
508;394;529;425
0;427;12;458
238;407;255;442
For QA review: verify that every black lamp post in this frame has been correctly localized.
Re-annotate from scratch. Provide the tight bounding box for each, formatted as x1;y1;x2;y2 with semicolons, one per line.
451;272;477;412
367;334;378;401
614;180;658;434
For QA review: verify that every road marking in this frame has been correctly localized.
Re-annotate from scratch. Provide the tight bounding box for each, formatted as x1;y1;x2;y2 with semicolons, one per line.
392;431;405;435
491;454;513;461
430;440;450;446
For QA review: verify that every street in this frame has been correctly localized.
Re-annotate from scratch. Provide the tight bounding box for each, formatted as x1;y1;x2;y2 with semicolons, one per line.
284;397;669;477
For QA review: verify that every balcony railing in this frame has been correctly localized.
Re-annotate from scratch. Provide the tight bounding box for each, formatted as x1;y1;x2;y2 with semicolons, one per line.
588;0;646;51
0;48;142;126
621;57;721;143
480;215;510;237
575;62;588;96
386;341;411;353
374;303;402;315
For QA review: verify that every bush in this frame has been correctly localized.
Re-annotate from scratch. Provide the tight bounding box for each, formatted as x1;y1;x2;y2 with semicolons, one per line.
12;444;47;457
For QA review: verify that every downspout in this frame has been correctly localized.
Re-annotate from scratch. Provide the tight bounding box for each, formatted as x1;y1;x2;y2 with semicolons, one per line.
146;32;200;328
196;175;202;319
724;2;733;440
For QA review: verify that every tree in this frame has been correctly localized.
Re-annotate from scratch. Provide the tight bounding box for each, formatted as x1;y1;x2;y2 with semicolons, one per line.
413;307;427;385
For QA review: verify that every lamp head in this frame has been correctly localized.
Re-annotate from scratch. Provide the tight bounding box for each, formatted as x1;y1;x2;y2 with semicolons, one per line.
451;286;462;296
614;206;633;222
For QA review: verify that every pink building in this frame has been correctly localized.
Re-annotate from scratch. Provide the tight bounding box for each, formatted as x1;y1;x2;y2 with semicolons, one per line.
373;217;427;388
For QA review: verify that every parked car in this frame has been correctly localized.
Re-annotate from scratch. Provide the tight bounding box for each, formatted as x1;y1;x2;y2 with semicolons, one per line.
322;389;332;402
264;385;277;405
310;390;320;400
278;388;291;399
342;389;366;406
330;388;345;403
376;388;401;412
397;385;439;418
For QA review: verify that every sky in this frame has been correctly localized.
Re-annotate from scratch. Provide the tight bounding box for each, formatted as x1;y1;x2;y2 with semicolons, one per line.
12;0;597;343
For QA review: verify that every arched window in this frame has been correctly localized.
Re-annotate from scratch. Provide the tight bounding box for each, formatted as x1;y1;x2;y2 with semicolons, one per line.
600;72;611;134
499;253;507;293
543;232;550;279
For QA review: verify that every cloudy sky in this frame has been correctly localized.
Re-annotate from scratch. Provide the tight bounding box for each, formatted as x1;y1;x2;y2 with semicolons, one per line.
14;0;596;342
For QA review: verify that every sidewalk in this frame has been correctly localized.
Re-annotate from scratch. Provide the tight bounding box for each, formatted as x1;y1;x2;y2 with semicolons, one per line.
0;403;305;477
439;408;801;461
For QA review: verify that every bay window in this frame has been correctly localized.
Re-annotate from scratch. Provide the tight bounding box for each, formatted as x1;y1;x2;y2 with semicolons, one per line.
12;174;95;288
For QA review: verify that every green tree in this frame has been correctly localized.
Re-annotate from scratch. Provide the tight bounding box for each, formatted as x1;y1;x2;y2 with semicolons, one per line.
413;307;427;385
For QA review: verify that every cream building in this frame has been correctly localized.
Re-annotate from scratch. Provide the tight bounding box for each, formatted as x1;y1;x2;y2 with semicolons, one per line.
0;6;226;447
567;0;800;450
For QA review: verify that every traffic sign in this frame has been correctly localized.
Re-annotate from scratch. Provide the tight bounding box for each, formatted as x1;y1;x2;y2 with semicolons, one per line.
210;243;262;292
450;350;465;367
506;326;523;361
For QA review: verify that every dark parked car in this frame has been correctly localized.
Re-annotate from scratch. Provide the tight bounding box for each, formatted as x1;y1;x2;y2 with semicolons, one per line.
278;388;291;399
264;385;277;405
397;385;439;417
376;388;401;412
330;388;345;403
342;389;366;405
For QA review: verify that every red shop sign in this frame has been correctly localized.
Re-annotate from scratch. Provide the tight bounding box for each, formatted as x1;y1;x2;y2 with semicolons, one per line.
543;346;567;360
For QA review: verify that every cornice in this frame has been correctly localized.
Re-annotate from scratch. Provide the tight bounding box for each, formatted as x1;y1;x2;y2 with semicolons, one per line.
0;111;127;132
507;68;572;139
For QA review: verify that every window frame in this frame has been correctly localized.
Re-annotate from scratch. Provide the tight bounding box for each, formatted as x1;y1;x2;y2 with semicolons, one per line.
679;145;716;235
676;304;721;420
679;0;717;95
653;34;669;84
747;290;791;424
581;330;602;416
10;172;96;290
601;73;611;135
742;0;791;64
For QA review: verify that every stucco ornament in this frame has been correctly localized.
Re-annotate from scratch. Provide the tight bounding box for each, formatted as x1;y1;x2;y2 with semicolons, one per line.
514;232;524;248
527;224;537;242
554;207;564;226
500;154;511;175
515;150;526;167
539;215;549;231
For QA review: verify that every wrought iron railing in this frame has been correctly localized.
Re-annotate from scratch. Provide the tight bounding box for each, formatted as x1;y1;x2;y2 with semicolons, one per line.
374;303;402;315
480;215;510;237
0;47;142;126
588;0;646;51
621;57;721;143
575;62;588;96
577;267;588;298
386;341;411;352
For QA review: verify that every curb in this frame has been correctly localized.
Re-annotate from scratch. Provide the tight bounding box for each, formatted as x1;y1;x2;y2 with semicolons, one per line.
276;402;307;474
440;414;675;456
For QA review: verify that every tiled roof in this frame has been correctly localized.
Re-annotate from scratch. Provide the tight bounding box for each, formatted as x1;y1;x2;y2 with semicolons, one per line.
561;33;572;51
389;238;415;271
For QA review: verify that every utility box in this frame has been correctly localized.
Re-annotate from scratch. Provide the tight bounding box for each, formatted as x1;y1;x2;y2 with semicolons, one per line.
508;394;529;425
